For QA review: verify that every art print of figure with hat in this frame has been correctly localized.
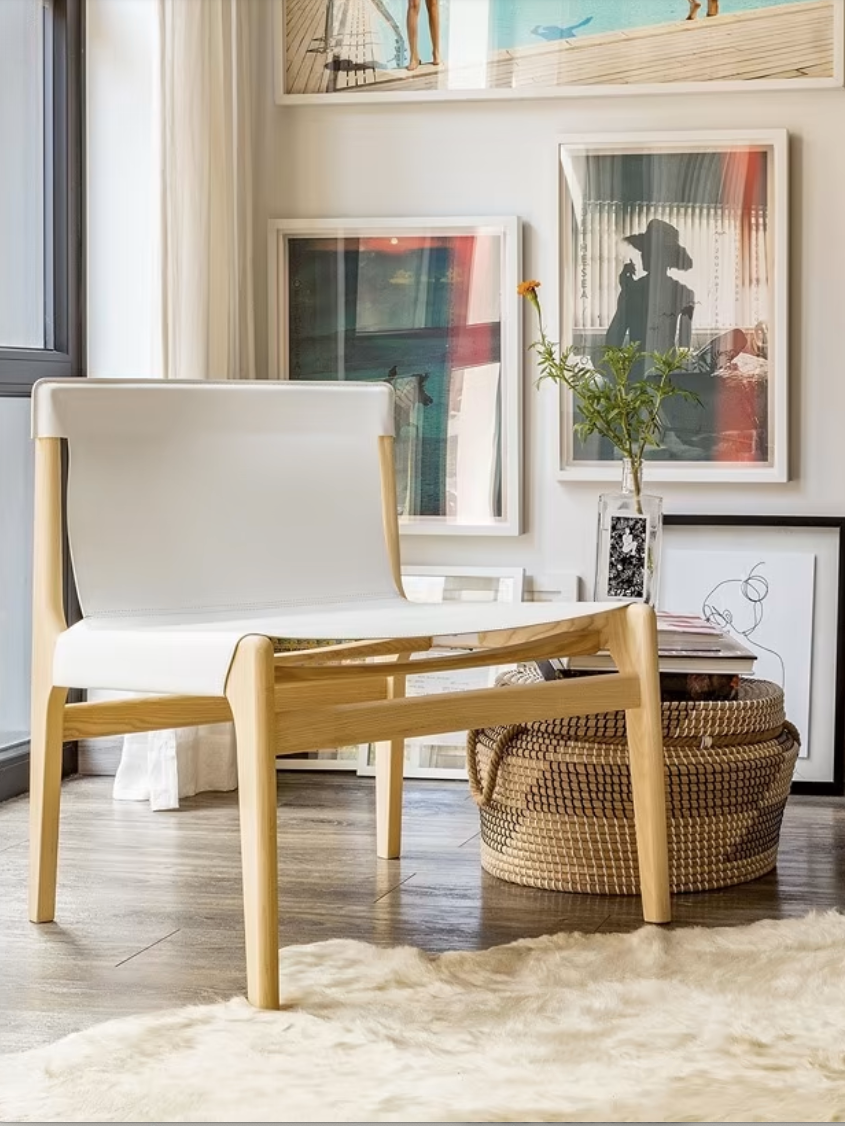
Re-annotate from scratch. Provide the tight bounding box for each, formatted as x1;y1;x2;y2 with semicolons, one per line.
556;137;784;477
605;217;701;460
606;218;695;362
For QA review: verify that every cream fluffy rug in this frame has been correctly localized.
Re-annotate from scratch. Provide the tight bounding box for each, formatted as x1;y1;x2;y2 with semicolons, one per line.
4;912;845;1122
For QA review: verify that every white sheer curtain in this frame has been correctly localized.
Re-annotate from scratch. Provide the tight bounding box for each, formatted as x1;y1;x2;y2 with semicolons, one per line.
114;0;258;810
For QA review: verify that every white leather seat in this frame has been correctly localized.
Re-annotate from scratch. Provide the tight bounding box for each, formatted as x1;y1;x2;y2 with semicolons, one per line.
54;599;619;696
29;377;671;1010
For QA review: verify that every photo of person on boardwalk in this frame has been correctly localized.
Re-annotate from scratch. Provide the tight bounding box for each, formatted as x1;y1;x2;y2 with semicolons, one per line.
406;0;440;71
687;0;720;17
283;0;836;96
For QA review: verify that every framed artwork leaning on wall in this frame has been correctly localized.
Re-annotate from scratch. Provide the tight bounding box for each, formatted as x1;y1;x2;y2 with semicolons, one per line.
358;565;526;780
275;0;843;103
269;216;522;535
662;516;845;794
278;565;526;778
556;130;789;483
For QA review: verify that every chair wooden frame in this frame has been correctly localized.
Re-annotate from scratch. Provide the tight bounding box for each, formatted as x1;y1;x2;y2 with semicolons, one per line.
30;435;671;1010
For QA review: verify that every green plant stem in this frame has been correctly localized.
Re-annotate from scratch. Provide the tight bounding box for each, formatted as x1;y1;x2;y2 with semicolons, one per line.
631;461;643;516
522;288;701;491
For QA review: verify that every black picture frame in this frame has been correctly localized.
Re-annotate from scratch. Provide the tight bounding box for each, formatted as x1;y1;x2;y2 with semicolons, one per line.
663;515;845;796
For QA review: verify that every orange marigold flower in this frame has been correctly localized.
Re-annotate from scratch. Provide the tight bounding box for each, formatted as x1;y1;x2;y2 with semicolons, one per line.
517;280;541;297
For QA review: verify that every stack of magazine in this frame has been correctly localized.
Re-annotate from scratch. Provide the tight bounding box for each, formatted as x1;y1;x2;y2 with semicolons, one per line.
536;612;756;701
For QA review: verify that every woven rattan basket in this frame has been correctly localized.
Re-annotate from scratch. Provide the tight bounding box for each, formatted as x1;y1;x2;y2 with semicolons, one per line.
467;670;800;895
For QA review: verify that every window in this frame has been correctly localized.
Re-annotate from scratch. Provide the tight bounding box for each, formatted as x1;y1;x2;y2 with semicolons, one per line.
0;0;83;801
0;0;84;389
0;1;44;349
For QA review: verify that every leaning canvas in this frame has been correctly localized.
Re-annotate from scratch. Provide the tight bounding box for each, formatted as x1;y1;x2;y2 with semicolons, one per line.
660;518;845;790
661;547;816;759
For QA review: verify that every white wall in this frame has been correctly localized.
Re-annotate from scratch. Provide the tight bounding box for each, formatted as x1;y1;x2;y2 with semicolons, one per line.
87;0;157;378
86;1;845;595
254;33;845;590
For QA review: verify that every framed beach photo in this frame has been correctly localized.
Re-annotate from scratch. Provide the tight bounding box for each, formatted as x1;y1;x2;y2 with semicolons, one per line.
556;130;789;483
662;516;845;793
269;216;522;535
274;0;843;103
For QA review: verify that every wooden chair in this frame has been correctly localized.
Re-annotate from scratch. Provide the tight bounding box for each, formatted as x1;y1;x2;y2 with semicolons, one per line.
30;379;670;1009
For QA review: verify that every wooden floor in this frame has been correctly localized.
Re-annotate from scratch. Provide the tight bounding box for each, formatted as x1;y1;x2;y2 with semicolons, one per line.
1;773;844;1054
285;0;836;95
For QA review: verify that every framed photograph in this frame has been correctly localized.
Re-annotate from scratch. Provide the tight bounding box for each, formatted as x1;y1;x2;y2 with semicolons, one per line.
661;516;845;793
358;565;525;780
269;216;521;535
556;130;789;483
275;0;843;103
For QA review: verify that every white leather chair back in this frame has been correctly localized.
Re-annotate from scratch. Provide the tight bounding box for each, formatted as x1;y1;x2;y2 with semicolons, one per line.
32;380;399;619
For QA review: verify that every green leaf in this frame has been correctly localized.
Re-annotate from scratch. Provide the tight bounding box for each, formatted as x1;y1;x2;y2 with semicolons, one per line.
525;293;704;468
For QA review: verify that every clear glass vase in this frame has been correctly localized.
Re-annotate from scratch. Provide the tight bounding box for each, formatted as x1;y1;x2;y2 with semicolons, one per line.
594;459;663;606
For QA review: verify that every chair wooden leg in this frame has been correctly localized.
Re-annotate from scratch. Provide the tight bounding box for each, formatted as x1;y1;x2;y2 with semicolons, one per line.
226;636;280;1009
29;684;68;923
376;737;404;859
609;604;671;924
375;664;407;859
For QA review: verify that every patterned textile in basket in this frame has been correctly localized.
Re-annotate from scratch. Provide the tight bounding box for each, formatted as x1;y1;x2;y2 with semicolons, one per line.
467;669;800;895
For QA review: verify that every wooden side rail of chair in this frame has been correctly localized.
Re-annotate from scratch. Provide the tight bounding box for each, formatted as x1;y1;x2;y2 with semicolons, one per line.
61;676;391;741
271;632;605;680
269;615;609;671
274;673;641;753
60;669;641;751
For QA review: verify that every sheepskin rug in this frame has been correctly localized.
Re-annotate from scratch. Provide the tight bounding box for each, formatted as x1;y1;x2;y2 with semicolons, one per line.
4;912;845;1122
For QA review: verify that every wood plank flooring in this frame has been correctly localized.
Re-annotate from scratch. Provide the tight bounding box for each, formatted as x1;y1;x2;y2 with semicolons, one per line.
1;773;844;1054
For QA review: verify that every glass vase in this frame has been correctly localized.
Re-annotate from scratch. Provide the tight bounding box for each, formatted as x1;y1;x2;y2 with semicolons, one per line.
594;459;663;606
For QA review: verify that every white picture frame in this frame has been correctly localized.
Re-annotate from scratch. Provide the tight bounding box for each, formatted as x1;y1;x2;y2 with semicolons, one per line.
661;517;845;791
275;746;362;773
268;216;522;535
277;565;526;776
400;564;525;604
274;0;844;104
357;565;525;781
555;130;789;484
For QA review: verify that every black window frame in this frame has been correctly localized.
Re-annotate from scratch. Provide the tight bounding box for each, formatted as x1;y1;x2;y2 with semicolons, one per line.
0;0;85;394
0;0;84;801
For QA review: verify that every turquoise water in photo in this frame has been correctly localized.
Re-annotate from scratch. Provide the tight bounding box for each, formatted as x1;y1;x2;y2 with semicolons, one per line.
376;0;821;68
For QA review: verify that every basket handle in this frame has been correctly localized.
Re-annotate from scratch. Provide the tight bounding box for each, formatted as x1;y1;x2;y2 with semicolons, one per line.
783;720;801;747
466;725;522;808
